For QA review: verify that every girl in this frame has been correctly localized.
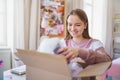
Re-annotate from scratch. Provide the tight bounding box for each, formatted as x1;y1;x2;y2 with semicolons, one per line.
56;9;111;80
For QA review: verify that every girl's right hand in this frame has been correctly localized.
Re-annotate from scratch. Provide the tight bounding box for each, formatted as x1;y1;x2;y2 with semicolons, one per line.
56;47;79;61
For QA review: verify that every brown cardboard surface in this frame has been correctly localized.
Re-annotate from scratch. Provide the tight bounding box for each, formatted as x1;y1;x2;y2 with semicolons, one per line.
16;49;111;80
16;49;71;79
26;66;71;80
75;62;111;77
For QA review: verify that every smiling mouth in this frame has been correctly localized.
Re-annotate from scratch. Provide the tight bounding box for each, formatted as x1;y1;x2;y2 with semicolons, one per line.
71;32;77;35
71;31;78;34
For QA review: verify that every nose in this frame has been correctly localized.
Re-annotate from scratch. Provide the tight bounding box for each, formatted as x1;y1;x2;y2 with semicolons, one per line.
70;25;75;31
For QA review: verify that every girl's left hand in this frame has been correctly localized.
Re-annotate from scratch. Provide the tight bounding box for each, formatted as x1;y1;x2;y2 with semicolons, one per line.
56;47;79;61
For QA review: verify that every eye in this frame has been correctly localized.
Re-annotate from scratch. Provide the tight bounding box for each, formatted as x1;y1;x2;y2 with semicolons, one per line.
74;24;81;28
68;23;72;26
76;24;81;26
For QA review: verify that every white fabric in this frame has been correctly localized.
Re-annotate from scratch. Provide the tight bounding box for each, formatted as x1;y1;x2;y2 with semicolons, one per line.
37;37;66;54
14;0;40;51
13;0;40;67
89;40;103;51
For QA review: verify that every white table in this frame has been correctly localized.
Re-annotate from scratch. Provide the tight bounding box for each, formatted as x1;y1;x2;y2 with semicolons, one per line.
4;66;26;80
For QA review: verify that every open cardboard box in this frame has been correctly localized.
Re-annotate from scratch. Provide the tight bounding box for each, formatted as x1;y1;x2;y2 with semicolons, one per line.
16;49;111;80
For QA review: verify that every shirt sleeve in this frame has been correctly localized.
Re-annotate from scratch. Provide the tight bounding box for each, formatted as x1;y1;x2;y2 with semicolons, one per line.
78;40;111;65
89;40;103;51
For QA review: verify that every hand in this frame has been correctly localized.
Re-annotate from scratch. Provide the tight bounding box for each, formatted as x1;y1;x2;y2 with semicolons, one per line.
57;47;79;61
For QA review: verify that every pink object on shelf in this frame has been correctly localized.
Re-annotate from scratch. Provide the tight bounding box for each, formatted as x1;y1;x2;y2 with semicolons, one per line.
0;60;3;67
0;60;3;80
5;75;12;79
0;64;3;67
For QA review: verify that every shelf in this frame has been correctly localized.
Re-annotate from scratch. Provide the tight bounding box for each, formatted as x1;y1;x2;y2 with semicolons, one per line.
113;49;120;53
113;53;120;59
113;19;120;23
113;43;120;49
114;11;120;14
114;37;120;44
112;0;120;56
113;32;120;35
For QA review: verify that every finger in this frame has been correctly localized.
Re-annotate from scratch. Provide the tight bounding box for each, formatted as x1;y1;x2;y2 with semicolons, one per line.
60;48;71;56
66;52;77;61
65;52;73;61
69;55;76;60
57;47;67;53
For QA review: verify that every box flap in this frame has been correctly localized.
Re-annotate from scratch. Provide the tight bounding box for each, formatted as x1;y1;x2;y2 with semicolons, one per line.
75;61;111;77
26;66;71;80
16;49;71;77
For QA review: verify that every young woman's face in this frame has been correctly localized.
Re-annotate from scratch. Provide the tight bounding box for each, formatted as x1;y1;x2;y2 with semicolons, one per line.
67;14;87;38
